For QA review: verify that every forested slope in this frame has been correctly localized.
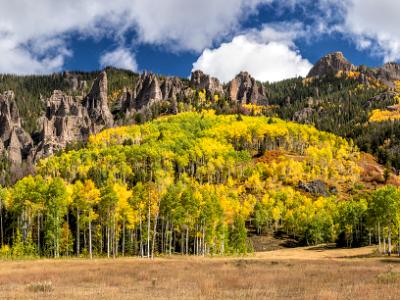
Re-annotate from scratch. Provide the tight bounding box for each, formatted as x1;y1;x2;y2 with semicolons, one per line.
0;111;397;258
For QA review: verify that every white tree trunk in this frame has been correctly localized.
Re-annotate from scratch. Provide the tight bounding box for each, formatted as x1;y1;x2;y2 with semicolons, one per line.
89;219;93;259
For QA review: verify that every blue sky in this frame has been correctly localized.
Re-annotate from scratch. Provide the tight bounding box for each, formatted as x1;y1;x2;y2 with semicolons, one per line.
0;0;397;82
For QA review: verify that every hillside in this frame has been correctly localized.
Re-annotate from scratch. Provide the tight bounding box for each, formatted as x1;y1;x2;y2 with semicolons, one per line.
0;111;396;258
265;53;400;170
2;52;400;186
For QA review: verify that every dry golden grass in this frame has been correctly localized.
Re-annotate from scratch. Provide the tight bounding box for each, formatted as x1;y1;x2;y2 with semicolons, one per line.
0;246;400;299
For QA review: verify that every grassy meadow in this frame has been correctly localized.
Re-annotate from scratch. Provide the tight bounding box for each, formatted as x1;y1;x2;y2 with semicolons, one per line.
0;246;399;299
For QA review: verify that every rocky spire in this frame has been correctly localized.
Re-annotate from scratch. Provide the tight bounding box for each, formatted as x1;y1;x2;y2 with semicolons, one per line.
227;71;265;104
84;71;114;130
134;72;163;110
0;91;33;180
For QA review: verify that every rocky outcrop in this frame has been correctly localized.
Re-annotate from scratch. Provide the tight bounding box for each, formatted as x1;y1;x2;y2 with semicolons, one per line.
35;90;90;158
227;72;266;104
298;180;336;196
0;91;33;163
375;63;400;86
190;70;224;98
84;71;113;131
34;72;114;159
116;72;189;117
0;91;33;181
161;76;184;100
307;52;354;77
133;72;163;110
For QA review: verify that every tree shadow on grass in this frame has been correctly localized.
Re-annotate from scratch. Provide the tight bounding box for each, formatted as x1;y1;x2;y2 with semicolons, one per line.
380;258;400;264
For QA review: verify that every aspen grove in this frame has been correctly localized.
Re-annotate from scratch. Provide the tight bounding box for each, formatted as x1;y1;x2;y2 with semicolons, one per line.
0;111;398;258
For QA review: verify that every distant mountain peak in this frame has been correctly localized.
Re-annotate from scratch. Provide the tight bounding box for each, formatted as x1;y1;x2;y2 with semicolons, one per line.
307;52;354;78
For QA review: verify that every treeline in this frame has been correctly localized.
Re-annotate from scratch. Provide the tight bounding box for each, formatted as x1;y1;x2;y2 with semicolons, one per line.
0;111;384;259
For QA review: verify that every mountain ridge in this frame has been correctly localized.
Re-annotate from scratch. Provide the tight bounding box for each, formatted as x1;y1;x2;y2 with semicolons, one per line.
1;52;400;183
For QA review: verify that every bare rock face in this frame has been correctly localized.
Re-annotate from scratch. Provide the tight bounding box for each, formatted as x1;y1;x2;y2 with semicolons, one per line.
116;72;187;117
0;91;21;142
134;72;163;110
190;70;224;98
37;90;91;157
84;71;114;131
161;77;184;100
307;52;354;77
298;180;336;196
0;91;33;181
227;72;265;104
375;63;400;85
35;72;114;159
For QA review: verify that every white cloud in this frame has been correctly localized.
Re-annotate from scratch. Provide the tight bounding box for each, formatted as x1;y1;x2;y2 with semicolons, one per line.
341;0;400;62
100;48;138;71
0;0;271;74
0;38;70;74
285;0;400;63
128;0;272;51
192;25;312;82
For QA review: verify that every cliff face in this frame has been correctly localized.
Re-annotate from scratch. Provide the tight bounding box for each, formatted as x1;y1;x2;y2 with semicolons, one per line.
374;63;400;87
116;72;184;117
190;70;224;98
35;72;114;159
307;52;355;78
227;71;266;104
0;91;33;180
84;71;114;131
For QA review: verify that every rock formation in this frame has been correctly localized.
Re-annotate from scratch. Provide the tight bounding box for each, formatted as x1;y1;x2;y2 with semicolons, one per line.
116;72;189;117
161;76;184;100
0;91;33;180
375;63;400;86
35;91;89;158
133;72;163;110
34;72;114;159
227;72;266;104
0;91;33;163
84;71;114;131
190;70;224;98
307;52;354;77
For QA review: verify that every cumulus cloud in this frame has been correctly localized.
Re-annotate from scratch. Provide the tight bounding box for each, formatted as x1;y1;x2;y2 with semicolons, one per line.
100;48;138;71
128;0;272;51
0;38;71;74
285;0;400;63
192;24;312;82
341;0;400;62
0;0;271;74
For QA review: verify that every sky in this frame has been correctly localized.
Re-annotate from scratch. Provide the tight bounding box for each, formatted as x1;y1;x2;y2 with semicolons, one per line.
0;0;398;82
